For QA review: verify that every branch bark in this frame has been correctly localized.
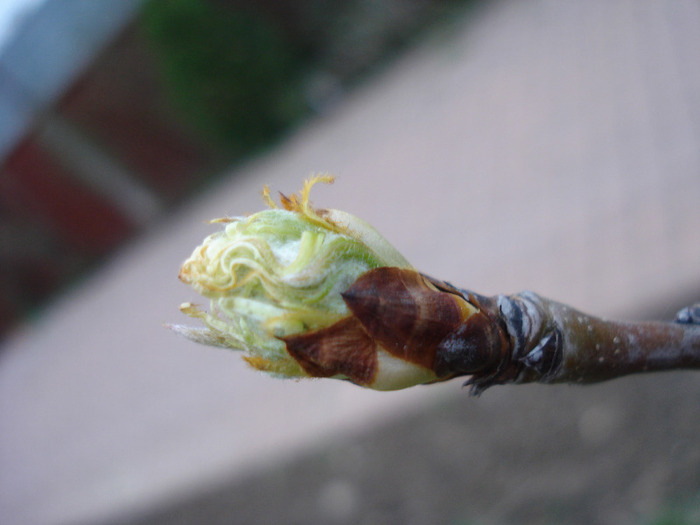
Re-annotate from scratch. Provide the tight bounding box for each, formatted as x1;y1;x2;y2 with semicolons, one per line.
455;288;700;395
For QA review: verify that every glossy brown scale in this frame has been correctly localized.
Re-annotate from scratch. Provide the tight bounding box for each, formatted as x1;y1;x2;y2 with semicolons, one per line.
283;317;378;385
433;308;508;379
282;267;513;387
341;268;472;370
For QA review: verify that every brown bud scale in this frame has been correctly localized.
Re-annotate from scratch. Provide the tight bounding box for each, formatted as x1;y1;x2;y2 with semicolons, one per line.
342;268;478;370
283;317;378;385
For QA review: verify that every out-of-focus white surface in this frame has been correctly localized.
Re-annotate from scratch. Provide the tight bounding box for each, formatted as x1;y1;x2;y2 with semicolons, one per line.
0;0;143;160
2;0;700;524
0;0;43;51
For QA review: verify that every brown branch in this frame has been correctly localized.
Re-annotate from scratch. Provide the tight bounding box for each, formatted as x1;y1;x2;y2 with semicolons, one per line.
451;288;700;395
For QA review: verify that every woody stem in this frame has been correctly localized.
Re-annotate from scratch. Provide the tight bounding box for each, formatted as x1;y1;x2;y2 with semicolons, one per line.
502;293;700;385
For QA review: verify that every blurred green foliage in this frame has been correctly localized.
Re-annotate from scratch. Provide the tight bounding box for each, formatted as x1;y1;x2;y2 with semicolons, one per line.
645;499;700;525
140;0;473;161
141;0;307;157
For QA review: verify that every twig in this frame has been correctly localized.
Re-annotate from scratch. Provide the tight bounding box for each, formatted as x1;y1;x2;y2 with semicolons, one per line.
171;177;700;393
426;276;700;394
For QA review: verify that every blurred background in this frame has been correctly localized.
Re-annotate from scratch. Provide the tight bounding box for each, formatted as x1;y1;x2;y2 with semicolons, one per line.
1;0;699;524
0;0;468;337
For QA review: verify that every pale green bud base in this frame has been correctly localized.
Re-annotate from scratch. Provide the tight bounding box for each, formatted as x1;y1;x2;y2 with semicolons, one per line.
174;175;419;385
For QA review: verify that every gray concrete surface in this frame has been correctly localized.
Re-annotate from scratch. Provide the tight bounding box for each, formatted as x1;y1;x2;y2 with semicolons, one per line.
2;0;700;524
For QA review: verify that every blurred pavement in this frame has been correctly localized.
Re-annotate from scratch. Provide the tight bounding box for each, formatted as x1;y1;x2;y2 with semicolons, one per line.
2;0;700;524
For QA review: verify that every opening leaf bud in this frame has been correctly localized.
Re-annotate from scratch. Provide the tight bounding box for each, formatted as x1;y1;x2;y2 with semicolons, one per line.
172;176;477;390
